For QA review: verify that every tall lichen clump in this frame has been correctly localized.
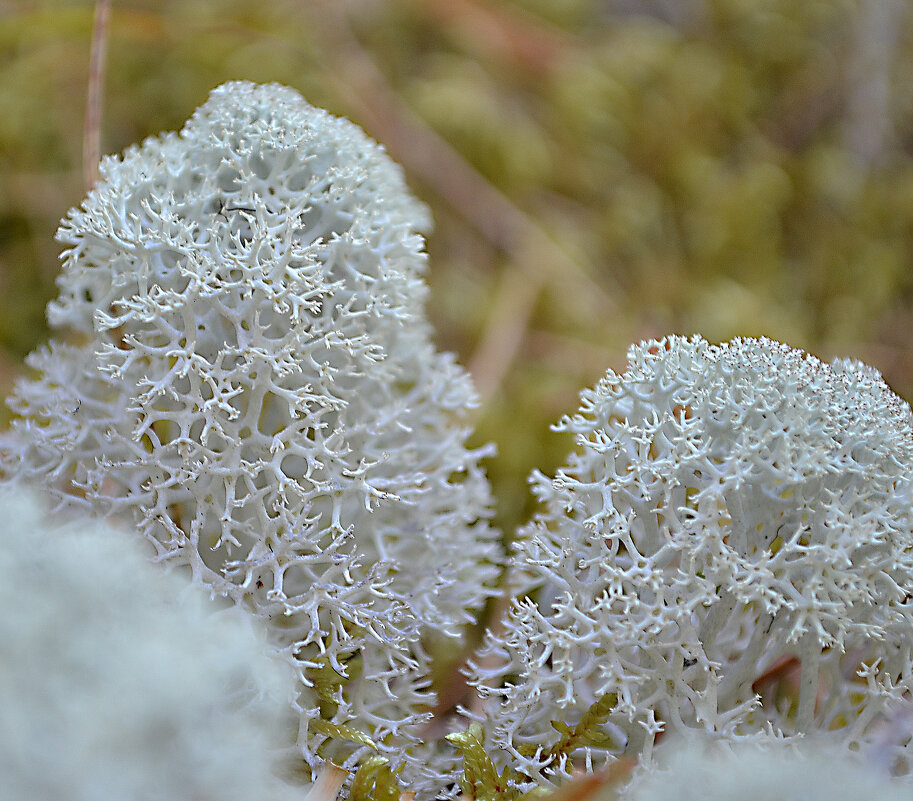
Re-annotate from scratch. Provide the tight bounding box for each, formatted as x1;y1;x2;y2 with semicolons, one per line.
0;81;500;793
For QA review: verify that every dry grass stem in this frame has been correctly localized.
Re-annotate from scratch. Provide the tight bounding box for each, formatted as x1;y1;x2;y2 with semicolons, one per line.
83;0;111;191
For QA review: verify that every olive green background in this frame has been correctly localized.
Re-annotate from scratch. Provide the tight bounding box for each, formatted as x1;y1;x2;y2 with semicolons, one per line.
3;0;912;541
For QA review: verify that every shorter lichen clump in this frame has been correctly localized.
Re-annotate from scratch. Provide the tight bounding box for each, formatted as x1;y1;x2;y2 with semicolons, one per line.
0;489;295;801
470;335;913;791
0;81;500;791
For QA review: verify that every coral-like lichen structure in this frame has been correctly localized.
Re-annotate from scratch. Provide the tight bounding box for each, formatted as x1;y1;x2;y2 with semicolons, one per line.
0;489;295;801
1;81;499;789
471;335;913;789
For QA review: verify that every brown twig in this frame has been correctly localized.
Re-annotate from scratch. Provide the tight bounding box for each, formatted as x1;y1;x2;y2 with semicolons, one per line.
468;262;545;399
752;654;800;695
83;0;111;191
416;0;569;77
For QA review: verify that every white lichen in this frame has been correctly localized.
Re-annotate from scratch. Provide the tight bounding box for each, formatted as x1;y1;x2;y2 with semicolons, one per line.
0;488;295;801
1;81;499;790
470;335;913;789
627;736;911;801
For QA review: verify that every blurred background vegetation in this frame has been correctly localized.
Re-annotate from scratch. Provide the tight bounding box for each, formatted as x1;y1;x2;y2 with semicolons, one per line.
3;0;913;544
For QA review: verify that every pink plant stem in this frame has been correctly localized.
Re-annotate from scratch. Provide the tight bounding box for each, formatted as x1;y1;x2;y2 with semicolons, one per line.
306;763;347;801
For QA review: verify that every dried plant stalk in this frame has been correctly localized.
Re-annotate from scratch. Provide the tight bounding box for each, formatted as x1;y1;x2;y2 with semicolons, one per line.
83;0;111;190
